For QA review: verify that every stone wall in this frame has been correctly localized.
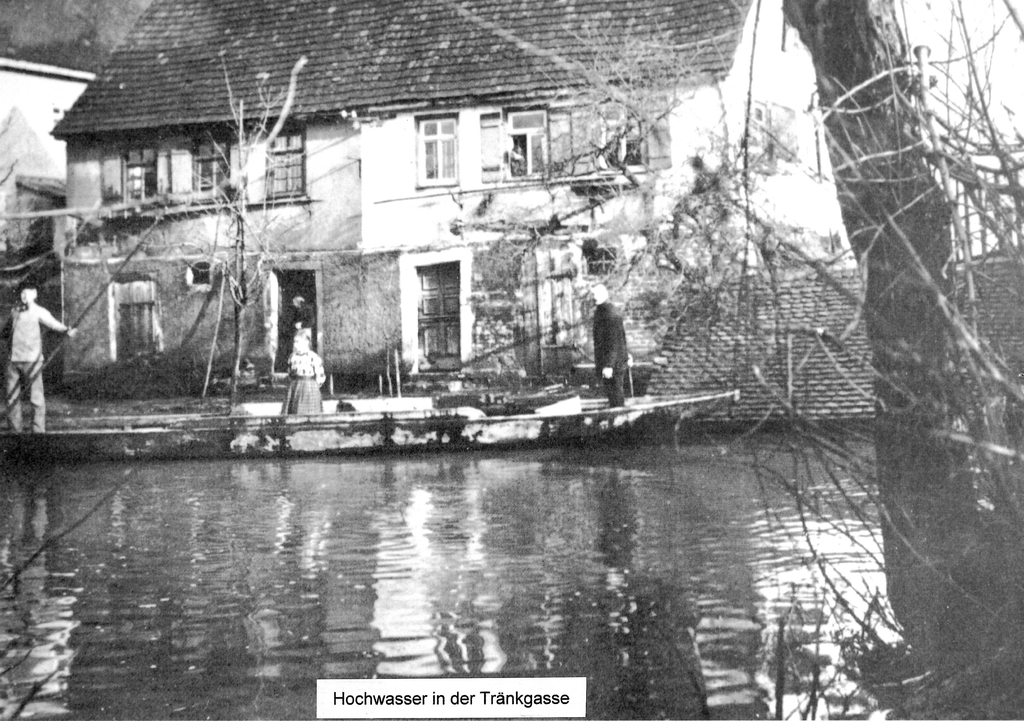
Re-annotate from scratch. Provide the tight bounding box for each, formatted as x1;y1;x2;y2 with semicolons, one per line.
62;245;404;391
467;240;526;376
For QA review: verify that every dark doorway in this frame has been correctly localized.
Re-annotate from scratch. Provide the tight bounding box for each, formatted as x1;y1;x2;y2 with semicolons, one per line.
275;269;318;373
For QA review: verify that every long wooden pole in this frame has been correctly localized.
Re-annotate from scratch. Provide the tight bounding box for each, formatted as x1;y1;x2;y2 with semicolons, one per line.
201;271;228;399
395;348;402;398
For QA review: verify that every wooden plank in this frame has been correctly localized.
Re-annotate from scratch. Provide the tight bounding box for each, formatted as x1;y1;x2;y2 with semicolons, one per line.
2;392;740;463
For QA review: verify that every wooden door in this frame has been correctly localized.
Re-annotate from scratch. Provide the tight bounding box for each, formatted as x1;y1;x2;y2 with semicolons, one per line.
523;244;580;377
417;262;461;371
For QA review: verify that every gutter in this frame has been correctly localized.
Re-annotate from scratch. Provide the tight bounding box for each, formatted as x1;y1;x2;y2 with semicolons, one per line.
0;57;95;82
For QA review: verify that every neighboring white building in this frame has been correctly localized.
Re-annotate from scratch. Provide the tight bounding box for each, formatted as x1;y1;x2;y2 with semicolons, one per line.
0;57;94;254
0;57;94;180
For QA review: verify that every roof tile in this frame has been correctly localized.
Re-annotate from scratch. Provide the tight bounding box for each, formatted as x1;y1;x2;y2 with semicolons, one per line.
56;0;753;136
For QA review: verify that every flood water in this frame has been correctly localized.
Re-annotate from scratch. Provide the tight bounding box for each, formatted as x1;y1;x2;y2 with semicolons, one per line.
0;439;885;719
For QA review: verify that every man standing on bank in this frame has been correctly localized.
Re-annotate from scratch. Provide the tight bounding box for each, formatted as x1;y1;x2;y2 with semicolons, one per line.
591;283;629;408
3;281;77;433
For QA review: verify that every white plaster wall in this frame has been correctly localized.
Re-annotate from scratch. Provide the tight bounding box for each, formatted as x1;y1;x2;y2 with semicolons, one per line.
360;2;845;253
718;1;846;241
362;111;476;251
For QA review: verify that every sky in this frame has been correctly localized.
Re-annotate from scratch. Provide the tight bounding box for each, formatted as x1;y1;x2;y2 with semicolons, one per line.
902;0;1024;141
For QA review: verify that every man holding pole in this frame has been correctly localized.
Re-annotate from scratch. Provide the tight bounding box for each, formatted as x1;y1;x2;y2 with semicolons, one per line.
3;281;77;433
591;283;630;408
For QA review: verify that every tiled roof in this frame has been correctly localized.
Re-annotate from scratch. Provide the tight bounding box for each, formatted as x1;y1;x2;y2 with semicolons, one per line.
649;269;877;421
652;260;1024;422
55;0;753;137
962;257;1024;371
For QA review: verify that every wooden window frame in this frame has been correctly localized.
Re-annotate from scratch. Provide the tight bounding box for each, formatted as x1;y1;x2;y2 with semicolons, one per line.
125;148;159;202
193;139;230;194
582;239;617;276
418;116;459;187
507;109;547;178
266;130;306;198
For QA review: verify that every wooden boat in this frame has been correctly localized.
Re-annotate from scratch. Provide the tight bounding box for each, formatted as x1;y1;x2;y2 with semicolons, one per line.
0;390;738;464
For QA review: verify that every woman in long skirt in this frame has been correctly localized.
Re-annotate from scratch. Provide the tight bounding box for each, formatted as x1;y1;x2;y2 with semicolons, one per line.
282;329;326;414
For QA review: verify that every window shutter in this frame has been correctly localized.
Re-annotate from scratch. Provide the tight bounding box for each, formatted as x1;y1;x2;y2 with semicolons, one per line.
171;149;193;194
647;116;672;170
101;156;123;203
157;151;171;194
571;109;599;175
480;113;502;183
773;105;799;162
548;110;572;177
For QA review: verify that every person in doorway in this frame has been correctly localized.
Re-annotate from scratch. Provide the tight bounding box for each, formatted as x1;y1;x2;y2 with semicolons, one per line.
281;328;325;415
591;283;630;408
3;281;77;432
291;295;315;332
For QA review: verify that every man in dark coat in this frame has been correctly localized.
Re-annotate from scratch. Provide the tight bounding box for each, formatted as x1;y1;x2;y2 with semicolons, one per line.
591;283;629;408
291;295;315;331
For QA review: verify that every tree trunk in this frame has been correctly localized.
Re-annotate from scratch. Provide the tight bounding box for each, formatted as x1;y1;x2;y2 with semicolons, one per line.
229;204;247;407
782;0;979;657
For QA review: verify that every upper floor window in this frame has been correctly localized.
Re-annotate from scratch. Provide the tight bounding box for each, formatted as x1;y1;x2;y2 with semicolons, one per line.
194;140;229;193
266;131;305;197
101;148;160;204
750;101;798;166
547;105;672;178
597;108;644;169
125;149;158;201
508;110;546;177
419;117;458;185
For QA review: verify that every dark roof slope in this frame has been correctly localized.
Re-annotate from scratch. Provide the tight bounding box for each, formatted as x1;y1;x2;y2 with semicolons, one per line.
649;269;876;421
652;259;1024;422
56;0;753;137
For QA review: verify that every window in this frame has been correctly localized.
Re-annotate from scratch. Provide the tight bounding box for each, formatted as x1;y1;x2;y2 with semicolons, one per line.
112;279;161;359
125;149;158;201
419;117;458;184
751;102;798;165
598;109;643;168
266;131;305;196
582;238;617;276
101;148;163;204
194;140;229;193
186;261;212;288
548;106;672;177
508;110;546;177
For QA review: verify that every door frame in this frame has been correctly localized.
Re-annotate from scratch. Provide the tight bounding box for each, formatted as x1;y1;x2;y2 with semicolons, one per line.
272;261;324;369
399;248;472;373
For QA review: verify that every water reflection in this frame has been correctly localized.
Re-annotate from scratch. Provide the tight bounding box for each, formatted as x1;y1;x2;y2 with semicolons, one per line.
0;441;883;719
0;477;78;719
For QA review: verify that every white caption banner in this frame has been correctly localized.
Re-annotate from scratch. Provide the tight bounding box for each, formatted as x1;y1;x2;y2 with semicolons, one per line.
317;677;587;718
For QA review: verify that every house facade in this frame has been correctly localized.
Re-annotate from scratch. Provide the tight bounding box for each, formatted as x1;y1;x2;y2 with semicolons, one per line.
53;0;844;390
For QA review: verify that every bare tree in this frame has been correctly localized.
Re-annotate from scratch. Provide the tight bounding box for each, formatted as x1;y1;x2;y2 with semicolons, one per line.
780;0;1024;703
